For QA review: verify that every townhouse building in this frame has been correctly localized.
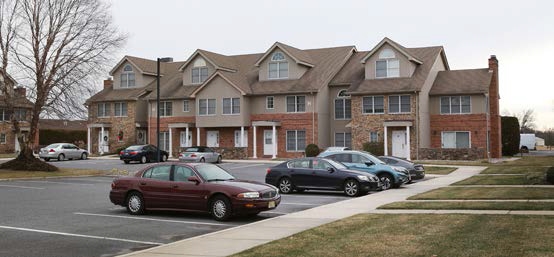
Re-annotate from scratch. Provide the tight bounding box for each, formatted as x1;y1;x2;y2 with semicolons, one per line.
86;38;501;160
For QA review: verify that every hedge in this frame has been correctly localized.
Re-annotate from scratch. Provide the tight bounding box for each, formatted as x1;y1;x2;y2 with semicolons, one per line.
501;116;520;156
363;141;384;156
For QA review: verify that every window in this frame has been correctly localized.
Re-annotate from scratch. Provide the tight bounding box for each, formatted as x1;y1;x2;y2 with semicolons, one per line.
268;52;288;79
287;159;310;168
174;166;195;182
312;159;333;170
180;131;192;147
335;132;352;148
286;96;305;113
183;100;190;112
286;130;306;152
376;49;399;78
440;96;471;114
0;109;6;121
198;99;216;116
14;109;26;121
223;98;240;115
335;90;351;119
97;103;110;117
192;58;209;84
388;95;411;113
234;130;248;147
362;96;385;114
114;102;127;117
160;101;172;117
160;131;170;151
120;64;135;88
370;132;379;142
0;133;5;144
266;96;274;109
442;131;470;149
142;165;171;181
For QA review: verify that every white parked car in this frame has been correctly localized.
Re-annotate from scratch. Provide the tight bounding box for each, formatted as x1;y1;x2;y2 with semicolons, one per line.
39;143;88;161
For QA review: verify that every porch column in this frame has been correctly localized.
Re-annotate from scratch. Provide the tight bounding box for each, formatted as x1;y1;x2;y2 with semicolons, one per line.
168;128;173;158
406;126;411;160
252;126;257;159
100;126;105;155
185;127;189;147
87;126;91;154
196;127;200;146
384;126;388;156
272;125;277;159
240;126;245;147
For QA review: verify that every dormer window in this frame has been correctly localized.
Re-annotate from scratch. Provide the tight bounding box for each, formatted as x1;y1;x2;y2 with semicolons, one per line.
120;64;135;88
269;52;288;79
192;58;208;84
376;49;399;78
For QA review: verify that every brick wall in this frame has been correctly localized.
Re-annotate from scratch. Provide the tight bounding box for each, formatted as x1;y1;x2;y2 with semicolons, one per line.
88;101;138;154
429;113;488;158
0;123;16;153
488;56;502;158
419;148;485;160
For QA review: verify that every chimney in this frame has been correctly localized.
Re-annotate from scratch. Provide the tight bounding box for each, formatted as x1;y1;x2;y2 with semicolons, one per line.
487;55;502;158
159;57;173;63
103;78;113;89
14;87;26;97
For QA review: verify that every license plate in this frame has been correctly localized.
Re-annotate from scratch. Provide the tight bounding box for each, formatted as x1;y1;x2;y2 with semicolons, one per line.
268;201;275;208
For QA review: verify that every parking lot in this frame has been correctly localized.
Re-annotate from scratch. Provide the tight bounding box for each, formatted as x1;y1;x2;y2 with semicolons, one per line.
0;160;356;257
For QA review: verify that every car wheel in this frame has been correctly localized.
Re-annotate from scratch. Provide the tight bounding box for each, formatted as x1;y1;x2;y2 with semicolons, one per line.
140;156;147;164
199;157;205;163
124;160;130;164
161;154;168;162
210;195;232;221
58;154;65;161
278;177;293;194
344;179;360;197
379;173;393;190
126;192;145;215
80;153;88;160
216;155;222;164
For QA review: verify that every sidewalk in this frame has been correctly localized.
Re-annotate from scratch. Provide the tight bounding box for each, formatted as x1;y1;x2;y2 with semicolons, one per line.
119;165;486;257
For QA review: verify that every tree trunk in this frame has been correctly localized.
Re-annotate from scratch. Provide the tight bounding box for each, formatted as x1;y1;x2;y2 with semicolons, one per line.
0;132;58;171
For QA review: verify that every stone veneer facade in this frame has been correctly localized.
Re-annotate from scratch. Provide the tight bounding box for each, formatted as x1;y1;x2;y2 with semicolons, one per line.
88;101;139;154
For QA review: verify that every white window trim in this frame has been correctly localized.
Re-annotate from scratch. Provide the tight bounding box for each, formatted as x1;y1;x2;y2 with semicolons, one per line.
268;52;289;80
0;133;6;144
440;96;472;115
120;64;135;88
369;131;380;142
234;130;249;147
198;98;216;116
98;103;109;117
362;96;385;114
441;131;472;149
222;98;240;115
286;95;306;113
388;95;411;114
114;102;128;117
183;100;190;112
375;59;400;79
334;132;352;147
159;101;173;117
191;66;208;84
286;130;306;152
266;96;274;110
334;98;351;120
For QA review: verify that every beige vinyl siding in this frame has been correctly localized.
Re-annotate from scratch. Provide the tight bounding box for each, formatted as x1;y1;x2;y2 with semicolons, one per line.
418;53;447;148
195;76;250;127
112;61;155;89
429;94;487;115
258;49;309;81
364;44;416;80
182;56;217;85
327;86;350;148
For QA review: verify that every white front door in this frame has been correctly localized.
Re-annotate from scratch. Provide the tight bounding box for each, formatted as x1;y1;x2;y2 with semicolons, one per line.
392;130;407;158
180;131;192;147
206;131;219;147
137;129;146;145
98;130;109;153
263;130;275;156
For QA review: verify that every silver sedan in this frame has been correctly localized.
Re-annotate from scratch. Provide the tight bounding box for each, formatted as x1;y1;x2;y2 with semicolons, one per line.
39;143;88;161
178;146;222;163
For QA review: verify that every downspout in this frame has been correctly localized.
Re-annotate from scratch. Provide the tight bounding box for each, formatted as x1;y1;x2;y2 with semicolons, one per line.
485;93;491;161
415;91;419;160
311;92;315;144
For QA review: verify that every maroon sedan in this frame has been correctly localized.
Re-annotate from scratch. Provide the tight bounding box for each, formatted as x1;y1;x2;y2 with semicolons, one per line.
110;163;281;221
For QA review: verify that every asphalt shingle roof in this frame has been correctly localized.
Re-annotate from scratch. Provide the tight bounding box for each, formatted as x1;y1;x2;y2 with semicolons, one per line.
430;68;492;95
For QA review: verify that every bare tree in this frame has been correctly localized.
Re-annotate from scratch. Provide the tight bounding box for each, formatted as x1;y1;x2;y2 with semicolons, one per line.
517;109;536;133
0;0;125;170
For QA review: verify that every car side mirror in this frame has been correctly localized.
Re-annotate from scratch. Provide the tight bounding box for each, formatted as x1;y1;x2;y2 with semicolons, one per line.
187;176;200;185
327;167;335;173
365;161;374;166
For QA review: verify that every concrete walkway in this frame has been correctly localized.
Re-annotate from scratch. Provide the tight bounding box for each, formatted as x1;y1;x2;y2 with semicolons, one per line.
119;165;486;257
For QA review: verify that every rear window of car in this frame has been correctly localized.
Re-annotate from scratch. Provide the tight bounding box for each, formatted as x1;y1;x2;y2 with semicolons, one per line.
46;144;61;148
185;147;200;152
127;145;143;150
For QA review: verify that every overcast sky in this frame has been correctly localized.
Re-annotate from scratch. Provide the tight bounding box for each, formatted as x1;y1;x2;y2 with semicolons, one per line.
107;0;553;130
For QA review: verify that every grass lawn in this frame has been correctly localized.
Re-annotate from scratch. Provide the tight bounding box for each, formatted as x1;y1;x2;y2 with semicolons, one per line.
233;214;554;257
424;166;457;175
454;174;546;185
0;168;108;179
499;156;554;166
480;165;549;175
408;187;554;200
379;201;554;210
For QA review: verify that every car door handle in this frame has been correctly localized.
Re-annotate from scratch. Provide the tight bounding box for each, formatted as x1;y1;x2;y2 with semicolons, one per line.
140;182;147;185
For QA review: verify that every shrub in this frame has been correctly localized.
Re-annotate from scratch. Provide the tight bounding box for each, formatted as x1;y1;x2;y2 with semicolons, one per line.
363;141;384;156
39;129;86;146
305;144;320;157
546;167;554;185
501;116;520;156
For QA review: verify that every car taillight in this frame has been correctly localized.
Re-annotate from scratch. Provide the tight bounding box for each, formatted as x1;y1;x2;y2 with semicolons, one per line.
266;168;271;174
130;151;138;155
111;182;115;189
119;151;124;155
190;154;197;157
49;149;55;152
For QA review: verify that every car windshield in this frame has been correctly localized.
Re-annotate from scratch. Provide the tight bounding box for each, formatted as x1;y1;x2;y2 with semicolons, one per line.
195;164;235;181
184;147;200;152
359;151;386;164
126;145;143;150
326;159;348;170
46;143;61;148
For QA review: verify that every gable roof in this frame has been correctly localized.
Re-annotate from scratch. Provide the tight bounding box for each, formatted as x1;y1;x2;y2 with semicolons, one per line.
430;68;492;95
178;49;237;72
361;37;423;64
109;56;180;76
254;42;315;67
39;119;86;131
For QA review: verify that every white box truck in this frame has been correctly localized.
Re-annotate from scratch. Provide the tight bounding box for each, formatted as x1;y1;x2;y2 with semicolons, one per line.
520;134;536;151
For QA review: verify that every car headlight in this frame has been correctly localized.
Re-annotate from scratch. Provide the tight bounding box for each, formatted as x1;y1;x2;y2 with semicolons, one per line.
393;166;409;174
357;175;369;181
237;192;260;198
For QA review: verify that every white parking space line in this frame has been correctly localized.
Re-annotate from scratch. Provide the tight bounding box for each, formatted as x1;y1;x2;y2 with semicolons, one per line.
279;202;319;206
74;212;236;227
262;211;289;215
22;181;96;186
227;164;266;170
0;225;162;245
0;184;45;190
